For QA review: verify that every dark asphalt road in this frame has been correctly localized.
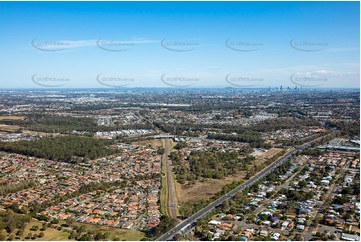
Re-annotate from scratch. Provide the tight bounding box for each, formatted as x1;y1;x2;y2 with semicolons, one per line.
156;145;310;241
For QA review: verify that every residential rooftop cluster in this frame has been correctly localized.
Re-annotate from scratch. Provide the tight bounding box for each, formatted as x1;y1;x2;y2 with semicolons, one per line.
261;128;326;141
0;142;163;231
0;133;44;142
95;129;154;138
196;151;360;241
42;180;161;230
148;109;279;129
182;139;250;154
95;114;143;127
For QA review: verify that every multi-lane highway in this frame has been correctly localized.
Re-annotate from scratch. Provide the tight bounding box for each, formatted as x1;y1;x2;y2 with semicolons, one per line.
163;139;178;218
156;143;313;241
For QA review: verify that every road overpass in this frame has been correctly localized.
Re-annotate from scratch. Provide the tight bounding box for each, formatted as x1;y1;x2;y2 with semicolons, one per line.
153;135;175;139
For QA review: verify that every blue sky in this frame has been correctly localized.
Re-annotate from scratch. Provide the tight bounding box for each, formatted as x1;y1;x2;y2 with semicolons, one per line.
0;1;359;88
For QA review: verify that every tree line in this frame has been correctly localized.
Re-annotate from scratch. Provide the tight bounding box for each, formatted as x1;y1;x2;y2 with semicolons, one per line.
0;136;116;163
170;150;250;184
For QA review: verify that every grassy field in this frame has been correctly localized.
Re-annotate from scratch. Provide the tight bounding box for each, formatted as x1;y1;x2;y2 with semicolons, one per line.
175;170;247;204
172;174;181;217
166;139;180;217
168;139;177;147
72;222;145;241
0;124;21;132
0;116;25;121
22;130;60;135
160;170;167;215
176;148;287;205
258;147;283;159
21;220;71;241
7;218;144;241
132;138;163;147
160;139;167;216
0;116;25;132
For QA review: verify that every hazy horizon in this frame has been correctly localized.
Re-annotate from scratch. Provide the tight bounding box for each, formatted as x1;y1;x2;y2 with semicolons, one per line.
0;1;359;89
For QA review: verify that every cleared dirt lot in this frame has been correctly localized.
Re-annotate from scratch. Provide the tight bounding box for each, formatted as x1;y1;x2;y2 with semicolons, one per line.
0;124;21;132
0;116;25;132
176;147;286;204
176;170;247;204
0;116;25;121
258;148;283;159
132;139;163;147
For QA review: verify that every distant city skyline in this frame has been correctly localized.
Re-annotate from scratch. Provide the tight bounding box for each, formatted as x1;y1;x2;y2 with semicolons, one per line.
0;1;359;88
